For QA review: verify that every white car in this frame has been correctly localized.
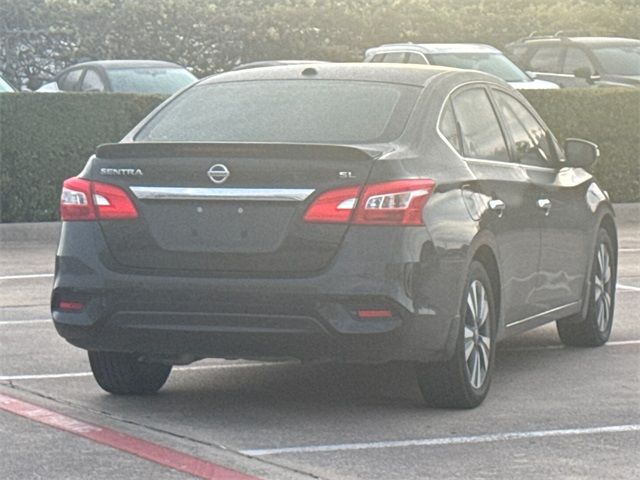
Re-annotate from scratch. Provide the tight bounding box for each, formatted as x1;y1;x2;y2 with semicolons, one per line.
36;60;197;94
364;43;559;90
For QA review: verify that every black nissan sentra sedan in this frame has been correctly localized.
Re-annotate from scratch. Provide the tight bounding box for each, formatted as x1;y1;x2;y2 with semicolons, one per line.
52;63;617;408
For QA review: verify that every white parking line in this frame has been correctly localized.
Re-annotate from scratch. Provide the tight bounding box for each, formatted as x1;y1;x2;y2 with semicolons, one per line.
240;424;640;456
502;339;640;352
0;319;51;326
0;273;53;281
619;248;640;253
1;340;637;380
617;284;640;292
0;362;283;381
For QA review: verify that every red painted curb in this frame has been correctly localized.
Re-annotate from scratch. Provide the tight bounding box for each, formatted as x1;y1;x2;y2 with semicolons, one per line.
0;393;260;480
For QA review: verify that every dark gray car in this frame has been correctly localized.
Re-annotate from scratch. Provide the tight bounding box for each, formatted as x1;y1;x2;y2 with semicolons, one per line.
52;64;617;408
506;35;640;88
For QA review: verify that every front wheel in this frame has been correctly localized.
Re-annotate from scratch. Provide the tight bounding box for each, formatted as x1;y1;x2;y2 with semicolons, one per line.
416;261;496;408
557;228;616;347
88;351;172;395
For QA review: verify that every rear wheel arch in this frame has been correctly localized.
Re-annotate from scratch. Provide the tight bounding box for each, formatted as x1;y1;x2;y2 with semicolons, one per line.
471;245;502;337
599;213;617;255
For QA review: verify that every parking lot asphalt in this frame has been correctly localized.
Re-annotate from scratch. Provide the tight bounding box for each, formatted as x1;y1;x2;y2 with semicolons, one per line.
1;206;638;480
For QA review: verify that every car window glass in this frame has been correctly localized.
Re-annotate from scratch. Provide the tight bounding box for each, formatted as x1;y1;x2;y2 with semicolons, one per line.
591;45;640;75
406;53;428;64
563;48;593;74
81;69;106;92
59;69;83;91
494;90;553;167
528;45;563;73
137;80;420;143
382;52;407;63
450;87;509;162
439;101;462;154
370;54;385;63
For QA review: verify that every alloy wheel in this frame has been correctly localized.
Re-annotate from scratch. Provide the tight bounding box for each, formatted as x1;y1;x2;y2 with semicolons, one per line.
464;280;491;389
594;242;613;333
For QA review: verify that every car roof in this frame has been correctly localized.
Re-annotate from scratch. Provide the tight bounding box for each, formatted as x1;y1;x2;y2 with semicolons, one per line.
514;36;640;47
200;62;494;88
231;60;329;71
366;43;502;55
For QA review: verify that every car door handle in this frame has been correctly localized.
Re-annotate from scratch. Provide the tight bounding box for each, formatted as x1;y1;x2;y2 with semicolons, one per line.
537;198;552;215
488;199;506;217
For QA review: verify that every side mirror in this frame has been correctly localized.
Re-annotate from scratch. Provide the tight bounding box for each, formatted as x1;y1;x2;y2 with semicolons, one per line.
564;138;600;170
526;70;538;79
573;67;601;84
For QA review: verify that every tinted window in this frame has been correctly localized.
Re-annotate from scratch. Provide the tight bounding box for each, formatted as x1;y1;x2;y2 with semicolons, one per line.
528;45;563;73
381;52;407;63
407;53;428;64
439;101;462;154
59;69;83;91
450;88;509;162
428;53;530;82
591;45;640;75
106;67;196;94
494;90;553;167
81;69;106;92
563;48;593;74
136;80;420;143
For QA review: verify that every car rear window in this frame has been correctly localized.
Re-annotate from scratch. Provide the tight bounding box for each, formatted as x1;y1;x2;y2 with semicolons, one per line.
135;80;420;143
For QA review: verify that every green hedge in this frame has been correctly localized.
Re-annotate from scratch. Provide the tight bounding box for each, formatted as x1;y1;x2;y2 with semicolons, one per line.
0;89;638;223
523;88;640;203
0;93;165;222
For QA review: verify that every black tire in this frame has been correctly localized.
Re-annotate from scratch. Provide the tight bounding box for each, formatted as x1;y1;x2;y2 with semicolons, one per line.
557;228;616;347
416;261;496;409
88;351;172;395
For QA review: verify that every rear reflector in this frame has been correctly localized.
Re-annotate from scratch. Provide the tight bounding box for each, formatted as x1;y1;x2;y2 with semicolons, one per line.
357;309;393;318
57;300;85;312
304;179;435;226
60;177;138;221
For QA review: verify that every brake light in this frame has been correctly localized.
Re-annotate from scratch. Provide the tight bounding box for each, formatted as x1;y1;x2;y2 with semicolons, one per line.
304;179;435;226
303;185;360;223
60;177;138;221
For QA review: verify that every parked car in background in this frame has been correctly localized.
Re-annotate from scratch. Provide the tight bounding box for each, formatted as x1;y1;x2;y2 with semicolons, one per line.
364;43;559;89
37;60;197;94
53;63;616;408
505;35;640;88
0;75;17;92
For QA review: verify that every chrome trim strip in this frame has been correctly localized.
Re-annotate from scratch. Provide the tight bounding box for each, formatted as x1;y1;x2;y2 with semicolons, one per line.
506;302;580;328
130;186;315;202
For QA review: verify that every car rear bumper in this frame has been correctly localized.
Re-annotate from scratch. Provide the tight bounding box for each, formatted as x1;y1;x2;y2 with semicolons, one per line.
52;222;466;363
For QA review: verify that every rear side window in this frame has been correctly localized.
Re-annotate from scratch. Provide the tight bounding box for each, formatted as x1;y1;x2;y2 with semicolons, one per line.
407;53;428;64
450;87;509;162
81;69;106;92
59;69;83;91
528;45;563;73
563;48;594;74
381;52;407;63
136;80;420;143
494;90;553;168
439;101;462;154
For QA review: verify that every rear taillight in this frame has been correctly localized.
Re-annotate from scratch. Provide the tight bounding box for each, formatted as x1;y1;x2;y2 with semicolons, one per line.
60;177;138;221
304;179;435;226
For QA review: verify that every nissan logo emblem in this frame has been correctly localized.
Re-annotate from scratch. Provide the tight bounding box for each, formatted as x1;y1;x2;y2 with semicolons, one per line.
207;164;230;184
